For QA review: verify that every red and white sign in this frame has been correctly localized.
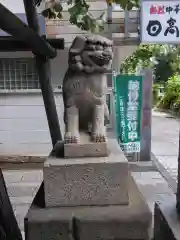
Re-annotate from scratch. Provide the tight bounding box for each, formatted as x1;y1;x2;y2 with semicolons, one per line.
141;1;180;43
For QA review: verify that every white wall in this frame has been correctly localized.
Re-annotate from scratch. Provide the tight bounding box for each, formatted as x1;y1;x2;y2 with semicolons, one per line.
0;92;64;156
0;50;65;156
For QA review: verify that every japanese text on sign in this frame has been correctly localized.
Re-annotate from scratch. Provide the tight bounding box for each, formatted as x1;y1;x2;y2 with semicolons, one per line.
119;97;126;142
113;75;143;153
127;80;139;142
141;1;180;43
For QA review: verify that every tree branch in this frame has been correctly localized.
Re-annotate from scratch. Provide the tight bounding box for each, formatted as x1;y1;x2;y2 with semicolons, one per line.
35;0;140;32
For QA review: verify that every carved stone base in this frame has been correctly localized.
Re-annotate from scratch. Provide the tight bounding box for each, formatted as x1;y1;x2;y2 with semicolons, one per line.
25;175;152;240
44;153;129;207
64;132;108;158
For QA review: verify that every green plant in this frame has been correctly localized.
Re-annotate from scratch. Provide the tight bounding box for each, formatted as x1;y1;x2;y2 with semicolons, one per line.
172;96;180;113
121;44;180;83
35;0;140;32
157;74;180;111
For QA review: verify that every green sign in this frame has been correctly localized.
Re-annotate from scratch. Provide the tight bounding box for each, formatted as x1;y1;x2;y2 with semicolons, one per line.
113;75;143;153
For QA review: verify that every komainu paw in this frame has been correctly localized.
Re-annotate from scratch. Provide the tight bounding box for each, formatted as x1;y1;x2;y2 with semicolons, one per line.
91;130;107;143
64;132;80;144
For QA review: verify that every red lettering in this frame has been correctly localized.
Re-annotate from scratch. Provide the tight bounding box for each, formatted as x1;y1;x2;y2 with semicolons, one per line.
150;5;165;14
157;6;165;14
150;5;157;14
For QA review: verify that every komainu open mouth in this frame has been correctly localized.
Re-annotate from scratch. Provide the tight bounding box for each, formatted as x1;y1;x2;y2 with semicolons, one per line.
89;54;111;66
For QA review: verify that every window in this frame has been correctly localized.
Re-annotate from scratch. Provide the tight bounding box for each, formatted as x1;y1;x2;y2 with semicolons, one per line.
0;58;40;90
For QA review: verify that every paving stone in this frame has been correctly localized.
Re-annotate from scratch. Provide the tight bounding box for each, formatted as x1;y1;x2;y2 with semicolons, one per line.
152;142;178;156
13;205;30;218
10;196;34;205
132;171;174;214
3;170;43;183
15;214;25;231
7;183;40;197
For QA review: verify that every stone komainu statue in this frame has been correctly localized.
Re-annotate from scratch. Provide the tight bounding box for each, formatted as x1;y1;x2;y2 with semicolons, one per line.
63;35;113;143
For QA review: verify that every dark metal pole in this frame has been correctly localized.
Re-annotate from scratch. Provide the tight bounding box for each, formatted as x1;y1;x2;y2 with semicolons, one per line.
23;0;62;146
176;130;180;214
0;37;64;51
0;3;56;58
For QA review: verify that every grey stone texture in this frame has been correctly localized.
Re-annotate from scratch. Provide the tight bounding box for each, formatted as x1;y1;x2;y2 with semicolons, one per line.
74;176;152;240
44;154;129;207
64;140;108;158
154;193;180;240
25;175;152;240
63;35;113;144
25;215;73;240
44;139;129;207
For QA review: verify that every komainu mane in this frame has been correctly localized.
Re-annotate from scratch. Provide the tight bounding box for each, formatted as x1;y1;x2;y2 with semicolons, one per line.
62;35;113;143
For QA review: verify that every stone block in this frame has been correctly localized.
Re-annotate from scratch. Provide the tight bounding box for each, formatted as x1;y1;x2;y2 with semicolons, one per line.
64;133;108;158
74;176;152;240
64;142;108;158
44;155;129;207
44;139;129;207
25;209;73;240
25;175;152;240
25;183;73;240
154;193;180;240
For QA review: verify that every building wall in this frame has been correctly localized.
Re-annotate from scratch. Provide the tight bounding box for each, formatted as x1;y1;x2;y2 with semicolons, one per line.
0;51;65;156
0;91;64;156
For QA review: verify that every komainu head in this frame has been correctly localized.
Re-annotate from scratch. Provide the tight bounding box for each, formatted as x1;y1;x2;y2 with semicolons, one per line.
68;35;113;73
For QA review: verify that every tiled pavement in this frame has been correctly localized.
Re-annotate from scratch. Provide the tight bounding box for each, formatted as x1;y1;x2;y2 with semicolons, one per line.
3;168;175;239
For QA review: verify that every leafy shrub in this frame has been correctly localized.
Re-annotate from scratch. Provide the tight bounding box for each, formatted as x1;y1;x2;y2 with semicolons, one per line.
120;44;180;83
157;74;180;112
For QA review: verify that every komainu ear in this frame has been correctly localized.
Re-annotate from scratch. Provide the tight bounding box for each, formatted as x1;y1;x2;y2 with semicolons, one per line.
69;36;86;56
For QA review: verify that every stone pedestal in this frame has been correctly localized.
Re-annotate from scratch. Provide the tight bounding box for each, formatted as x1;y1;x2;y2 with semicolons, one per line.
25;175;152;240
44;152;129;207
25;139;152;240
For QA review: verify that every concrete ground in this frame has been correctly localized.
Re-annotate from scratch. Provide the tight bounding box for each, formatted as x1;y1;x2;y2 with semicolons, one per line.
151;110;179;193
